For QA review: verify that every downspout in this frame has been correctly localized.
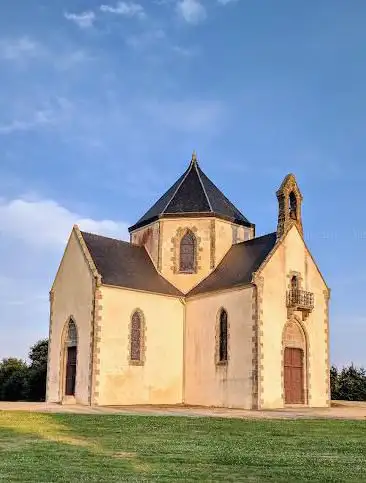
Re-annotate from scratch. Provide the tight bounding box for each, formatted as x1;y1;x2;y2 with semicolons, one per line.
251;274;261;411
179;297;187;405
89;277;98;406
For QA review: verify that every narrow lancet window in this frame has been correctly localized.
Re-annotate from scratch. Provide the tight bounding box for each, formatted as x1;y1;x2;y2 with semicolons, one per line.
130;311;144;363
179;230;196;273
219;309;228;363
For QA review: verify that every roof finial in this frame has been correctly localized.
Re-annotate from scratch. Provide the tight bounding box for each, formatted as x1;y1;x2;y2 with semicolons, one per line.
191;150;197;164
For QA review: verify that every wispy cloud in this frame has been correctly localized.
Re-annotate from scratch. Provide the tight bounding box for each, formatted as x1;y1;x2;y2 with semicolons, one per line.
0;198;129;246
0;37;41;60
143;99;225;133
126;29;165;49
100;1;146;19
64;11;96;28
217;0;238;5
177;0;206;24
171;45;198;57
0;110;55;135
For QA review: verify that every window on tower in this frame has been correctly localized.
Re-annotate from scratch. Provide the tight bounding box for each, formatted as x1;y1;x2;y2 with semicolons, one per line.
179;230;196;273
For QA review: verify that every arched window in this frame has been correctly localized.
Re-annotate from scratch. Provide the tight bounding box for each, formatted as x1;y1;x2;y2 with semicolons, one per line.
66;320;78;347
179;230;196;273
218;309;228;363
130;310;144;364
291;275;298;291
289;191;297;220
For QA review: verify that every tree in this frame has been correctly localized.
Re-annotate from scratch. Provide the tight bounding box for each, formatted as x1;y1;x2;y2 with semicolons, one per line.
26;339;48;402
330;365;339;399
331;364;366;401
0;358;28;401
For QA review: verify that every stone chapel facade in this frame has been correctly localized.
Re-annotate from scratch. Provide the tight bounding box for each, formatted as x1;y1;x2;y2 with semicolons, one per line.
46;154;331;409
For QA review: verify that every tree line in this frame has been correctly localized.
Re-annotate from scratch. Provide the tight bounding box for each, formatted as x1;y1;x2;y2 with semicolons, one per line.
0;339;48;401
0;338;365;401
330;364;366;401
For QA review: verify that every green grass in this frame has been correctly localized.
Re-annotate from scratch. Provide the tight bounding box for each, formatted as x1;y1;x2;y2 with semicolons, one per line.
0;412;365;482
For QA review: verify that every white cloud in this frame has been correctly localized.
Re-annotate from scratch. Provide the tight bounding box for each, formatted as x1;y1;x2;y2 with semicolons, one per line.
177;0;206;24
64;11;96;28
0;37;41;60
100;1;146;18
0;198;129;247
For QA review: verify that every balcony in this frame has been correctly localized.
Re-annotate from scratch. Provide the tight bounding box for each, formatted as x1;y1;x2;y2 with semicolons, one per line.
287;289;314;312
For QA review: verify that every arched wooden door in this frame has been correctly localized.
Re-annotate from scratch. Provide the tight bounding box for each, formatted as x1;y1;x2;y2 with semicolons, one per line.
284;347;304;404
65;346;77;396
64;320;78;397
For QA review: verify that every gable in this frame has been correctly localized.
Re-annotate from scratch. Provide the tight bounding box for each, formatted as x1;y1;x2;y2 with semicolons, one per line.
257;224;328;292
51;227;97;293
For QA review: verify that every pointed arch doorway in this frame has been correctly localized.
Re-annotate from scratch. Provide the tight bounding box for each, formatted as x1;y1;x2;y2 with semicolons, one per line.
283;320;307;405
63;319;78;398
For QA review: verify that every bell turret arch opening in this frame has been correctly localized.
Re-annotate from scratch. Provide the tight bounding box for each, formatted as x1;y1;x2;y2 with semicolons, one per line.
289;191;298;220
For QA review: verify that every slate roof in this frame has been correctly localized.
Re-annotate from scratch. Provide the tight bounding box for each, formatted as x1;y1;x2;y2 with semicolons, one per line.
81;231;183;296
188;232;277;296
129;156;253;232
80;229;276;297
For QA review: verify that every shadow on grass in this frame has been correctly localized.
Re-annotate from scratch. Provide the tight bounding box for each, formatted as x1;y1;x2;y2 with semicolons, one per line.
0;412;365;482
0;412;150;481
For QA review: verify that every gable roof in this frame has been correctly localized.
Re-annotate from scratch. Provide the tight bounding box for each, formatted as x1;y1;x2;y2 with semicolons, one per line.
129;155;253;232
188;232;277;296
80;231;183;297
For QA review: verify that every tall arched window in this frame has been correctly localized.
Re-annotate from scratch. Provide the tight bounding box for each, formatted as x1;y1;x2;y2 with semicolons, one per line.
218;309;228;363
130;310;144;364
289;191;297;220
67;320;78;346
179;230;196;273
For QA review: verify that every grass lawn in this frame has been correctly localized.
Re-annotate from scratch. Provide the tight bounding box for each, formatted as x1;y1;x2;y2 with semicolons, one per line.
0;412;365;482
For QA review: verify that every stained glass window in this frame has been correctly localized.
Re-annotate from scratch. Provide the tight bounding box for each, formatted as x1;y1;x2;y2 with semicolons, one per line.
179;231;196;272
130;311;142;362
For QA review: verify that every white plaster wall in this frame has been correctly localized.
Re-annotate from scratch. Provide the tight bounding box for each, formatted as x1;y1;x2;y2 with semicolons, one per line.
259;226;329;409
47;230;94;405
96;286;184;405
185;287;254;408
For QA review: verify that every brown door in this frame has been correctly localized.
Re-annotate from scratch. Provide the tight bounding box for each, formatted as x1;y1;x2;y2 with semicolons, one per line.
65;346;77;396
284;347;304;404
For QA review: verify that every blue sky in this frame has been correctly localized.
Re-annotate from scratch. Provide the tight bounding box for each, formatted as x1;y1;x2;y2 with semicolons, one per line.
0;0;365;366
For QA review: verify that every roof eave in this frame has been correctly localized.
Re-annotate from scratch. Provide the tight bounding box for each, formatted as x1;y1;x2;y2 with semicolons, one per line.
129;212;254;232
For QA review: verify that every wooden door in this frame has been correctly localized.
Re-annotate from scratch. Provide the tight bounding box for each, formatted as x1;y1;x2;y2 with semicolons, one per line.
65;346;77;396
284;347;304;404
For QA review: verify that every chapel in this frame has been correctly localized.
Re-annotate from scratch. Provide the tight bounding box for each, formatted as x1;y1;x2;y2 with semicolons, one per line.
46;153;330;409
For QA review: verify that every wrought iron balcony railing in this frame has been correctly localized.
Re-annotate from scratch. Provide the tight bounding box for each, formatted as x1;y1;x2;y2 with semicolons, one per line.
287;289;314;311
